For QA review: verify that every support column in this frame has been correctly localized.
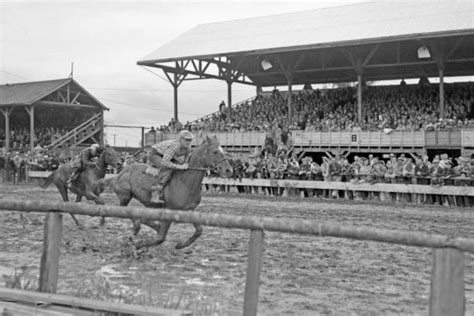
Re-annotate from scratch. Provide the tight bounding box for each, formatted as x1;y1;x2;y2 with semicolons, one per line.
357;74;363;123
227;80;232;110
256;85;262;96
287;80;293;123
162;64;187;124
1;107;13;153
439;67;445;119
173;73;179;122
24;106;35;151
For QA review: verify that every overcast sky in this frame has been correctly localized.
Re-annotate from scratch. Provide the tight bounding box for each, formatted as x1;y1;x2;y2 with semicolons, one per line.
0;0;368;146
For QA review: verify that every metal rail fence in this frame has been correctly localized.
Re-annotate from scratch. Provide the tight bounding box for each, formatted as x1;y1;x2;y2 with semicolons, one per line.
0;199;472;315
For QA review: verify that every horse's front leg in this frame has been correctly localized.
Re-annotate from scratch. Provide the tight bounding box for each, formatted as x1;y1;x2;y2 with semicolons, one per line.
83;190;106;225
175;223;202;250
84;190;105;205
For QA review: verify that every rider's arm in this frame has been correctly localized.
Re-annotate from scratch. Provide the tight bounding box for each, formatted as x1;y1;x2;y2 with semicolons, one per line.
80;150;95;166
161;143;185;169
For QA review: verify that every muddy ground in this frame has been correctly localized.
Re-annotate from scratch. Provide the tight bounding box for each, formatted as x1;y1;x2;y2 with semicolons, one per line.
1;182;474;315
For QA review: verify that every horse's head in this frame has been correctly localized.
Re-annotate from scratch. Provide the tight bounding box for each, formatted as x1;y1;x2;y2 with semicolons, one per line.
190;136;233;178
101;146;123;170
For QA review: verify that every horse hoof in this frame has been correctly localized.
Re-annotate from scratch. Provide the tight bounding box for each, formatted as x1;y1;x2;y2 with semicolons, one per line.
134;241;147;250
175;242;187;250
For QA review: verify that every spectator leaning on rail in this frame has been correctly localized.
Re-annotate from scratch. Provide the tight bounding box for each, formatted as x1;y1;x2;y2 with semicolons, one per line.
67;144;104;187
148;130;194;203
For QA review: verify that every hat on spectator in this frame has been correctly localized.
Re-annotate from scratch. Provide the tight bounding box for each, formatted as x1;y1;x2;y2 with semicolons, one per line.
179;130;194;140
440;153;449;160
91;144;100;149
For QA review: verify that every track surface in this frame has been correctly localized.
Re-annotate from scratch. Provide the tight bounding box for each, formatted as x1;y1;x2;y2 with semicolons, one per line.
1;183;474;315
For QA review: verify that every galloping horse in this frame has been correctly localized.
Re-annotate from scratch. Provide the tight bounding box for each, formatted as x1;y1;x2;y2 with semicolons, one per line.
41;146;122;226
110;135;233;249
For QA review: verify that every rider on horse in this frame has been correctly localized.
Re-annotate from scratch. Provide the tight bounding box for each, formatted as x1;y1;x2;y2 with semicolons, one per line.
148;130;194;203
67;143;104;187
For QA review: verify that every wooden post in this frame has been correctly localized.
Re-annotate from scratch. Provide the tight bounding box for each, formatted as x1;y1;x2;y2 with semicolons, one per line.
429;248;465;316
244;229;264;316
357;74;362;123
39;212;63;293
227;80;232;110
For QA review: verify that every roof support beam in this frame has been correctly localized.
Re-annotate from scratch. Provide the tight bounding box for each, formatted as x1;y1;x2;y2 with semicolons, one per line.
145;62;254;86
344;48;365;122
24;106;35;150
1;107;13;152
362;44;380;66
273;53;306;122
162;61;189;121
36;101;98;110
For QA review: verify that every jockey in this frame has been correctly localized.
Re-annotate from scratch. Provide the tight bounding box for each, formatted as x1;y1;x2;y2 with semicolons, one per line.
67;144;104;186
148;130;194;203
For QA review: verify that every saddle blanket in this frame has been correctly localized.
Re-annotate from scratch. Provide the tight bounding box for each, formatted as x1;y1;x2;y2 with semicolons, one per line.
145;166;160;177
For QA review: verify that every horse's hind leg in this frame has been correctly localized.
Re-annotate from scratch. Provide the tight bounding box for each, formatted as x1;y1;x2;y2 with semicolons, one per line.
68;194;82;226
118;193;141;235
175;223;202;250
135;221;171;249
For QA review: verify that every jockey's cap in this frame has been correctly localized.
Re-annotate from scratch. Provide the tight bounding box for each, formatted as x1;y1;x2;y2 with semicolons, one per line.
179;130;194;140
91;144;100;150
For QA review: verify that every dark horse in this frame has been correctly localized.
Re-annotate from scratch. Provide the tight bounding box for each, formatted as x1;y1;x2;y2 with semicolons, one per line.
110;136;233;249
41;146;122;226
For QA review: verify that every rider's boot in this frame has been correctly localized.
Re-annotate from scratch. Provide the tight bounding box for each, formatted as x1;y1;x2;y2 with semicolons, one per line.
150;184;164;204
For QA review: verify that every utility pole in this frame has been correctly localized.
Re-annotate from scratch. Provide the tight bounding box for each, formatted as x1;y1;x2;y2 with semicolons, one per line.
113;133;117;147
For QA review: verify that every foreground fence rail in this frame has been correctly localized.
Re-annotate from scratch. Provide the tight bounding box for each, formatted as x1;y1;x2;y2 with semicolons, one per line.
0;199;473;315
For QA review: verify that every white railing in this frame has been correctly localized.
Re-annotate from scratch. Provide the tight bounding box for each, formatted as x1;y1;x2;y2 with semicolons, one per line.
151;129;474;149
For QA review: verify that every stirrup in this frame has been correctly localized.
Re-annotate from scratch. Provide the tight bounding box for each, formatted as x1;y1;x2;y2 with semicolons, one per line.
150;185;163;191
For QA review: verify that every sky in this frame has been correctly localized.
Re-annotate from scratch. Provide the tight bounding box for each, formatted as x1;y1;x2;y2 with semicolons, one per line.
0;0;369;146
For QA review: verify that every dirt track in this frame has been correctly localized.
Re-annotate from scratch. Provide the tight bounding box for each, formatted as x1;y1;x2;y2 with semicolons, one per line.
1;182;474;315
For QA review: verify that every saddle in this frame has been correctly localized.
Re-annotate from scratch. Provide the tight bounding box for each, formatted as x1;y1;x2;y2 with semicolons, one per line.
145;165;160;177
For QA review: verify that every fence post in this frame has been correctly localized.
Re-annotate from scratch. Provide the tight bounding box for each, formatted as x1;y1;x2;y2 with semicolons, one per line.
244;229;264;316
39;212;63;293
429;248;465;316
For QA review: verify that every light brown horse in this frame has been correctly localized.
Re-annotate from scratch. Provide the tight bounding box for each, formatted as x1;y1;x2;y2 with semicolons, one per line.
41;146;122;225
110;136;233;249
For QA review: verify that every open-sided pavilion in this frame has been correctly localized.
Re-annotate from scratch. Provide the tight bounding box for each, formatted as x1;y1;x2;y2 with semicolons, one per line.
0;78;107;152
138;0;474;123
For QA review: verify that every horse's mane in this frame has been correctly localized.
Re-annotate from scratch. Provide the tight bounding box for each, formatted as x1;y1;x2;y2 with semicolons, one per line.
188;137;218;168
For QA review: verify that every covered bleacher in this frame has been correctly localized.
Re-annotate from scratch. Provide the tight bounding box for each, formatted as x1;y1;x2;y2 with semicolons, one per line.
138;1;474;157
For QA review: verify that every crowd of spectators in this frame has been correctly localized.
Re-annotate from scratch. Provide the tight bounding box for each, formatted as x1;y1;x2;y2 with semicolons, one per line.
172;82;474;135
208;147;474;206
0;127;68;152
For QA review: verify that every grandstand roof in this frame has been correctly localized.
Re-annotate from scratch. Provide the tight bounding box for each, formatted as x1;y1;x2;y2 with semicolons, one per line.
140;1;472;63
0;78;107;110
138;0;474;86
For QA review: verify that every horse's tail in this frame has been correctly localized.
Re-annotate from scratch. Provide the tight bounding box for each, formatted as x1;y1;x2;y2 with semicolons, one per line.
40;172;55;189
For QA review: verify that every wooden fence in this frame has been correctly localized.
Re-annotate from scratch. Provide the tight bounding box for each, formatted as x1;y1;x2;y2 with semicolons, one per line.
0;199;473;315
27;171;474;206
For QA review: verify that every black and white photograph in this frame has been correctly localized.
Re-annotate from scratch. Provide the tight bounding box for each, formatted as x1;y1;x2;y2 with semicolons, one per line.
0;0;474;315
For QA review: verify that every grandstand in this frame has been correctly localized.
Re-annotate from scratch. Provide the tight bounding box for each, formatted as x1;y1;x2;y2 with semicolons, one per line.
139;0;474;159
